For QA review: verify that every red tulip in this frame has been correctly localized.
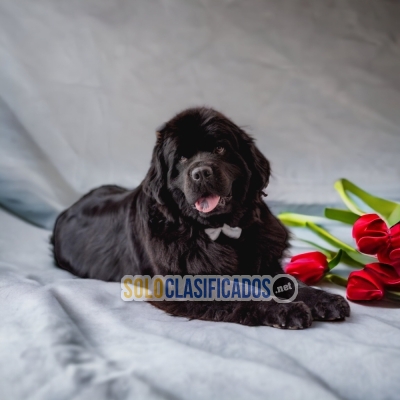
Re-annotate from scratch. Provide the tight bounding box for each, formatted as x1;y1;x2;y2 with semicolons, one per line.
346;269;384;301
377;223;400;270
285;251;328;285
364;262;400;290
352;215;400;271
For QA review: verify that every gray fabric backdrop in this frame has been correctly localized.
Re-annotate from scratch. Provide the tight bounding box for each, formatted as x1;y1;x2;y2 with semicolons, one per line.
1;0;400;228
1;1;400;399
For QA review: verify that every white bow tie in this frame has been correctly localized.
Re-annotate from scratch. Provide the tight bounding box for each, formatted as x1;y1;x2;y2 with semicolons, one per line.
205;224;242;241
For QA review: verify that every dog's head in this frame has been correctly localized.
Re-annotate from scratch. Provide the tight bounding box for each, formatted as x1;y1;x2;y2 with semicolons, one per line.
143;107;270;223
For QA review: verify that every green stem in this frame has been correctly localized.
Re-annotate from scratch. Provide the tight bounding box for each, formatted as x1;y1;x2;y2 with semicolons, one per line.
324;273;348;288
297;239;336;258
306;221;377;265
279;212;380;265
306;222;356;252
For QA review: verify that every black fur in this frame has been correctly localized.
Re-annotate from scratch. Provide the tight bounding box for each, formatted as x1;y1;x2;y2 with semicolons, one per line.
52;107;350;329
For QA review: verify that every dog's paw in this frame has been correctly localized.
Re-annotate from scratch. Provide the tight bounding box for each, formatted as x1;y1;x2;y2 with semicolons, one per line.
311;292;350;321
263;301;312;330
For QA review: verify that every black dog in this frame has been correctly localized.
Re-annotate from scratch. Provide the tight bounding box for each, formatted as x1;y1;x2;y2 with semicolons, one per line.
52;107;350;329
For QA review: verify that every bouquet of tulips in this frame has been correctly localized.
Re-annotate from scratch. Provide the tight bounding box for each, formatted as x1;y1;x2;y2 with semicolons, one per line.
279;179;400;302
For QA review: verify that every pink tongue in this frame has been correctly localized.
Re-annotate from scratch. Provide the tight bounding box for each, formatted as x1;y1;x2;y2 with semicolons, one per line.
195;195;221;213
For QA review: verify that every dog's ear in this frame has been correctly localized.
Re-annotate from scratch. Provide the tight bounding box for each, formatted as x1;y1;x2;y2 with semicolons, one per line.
238;129;271;192
249;137;271;191
142;126;168;205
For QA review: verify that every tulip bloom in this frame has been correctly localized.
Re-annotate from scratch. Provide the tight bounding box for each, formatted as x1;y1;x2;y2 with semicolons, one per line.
284;251;328;285
352;214;400;271
346;269;384;301
364;262;400;290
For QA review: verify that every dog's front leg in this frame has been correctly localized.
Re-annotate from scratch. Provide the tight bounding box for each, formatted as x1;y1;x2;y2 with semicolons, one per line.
259;259;350;322
151;300;313;329
293;281;350;321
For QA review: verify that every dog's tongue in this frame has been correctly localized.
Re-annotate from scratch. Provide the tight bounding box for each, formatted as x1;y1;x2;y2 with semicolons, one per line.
195;195;220;213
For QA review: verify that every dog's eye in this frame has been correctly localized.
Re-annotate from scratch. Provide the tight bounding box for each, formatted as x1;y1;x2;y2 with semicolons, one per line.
179;156;188;163
214;146;225;155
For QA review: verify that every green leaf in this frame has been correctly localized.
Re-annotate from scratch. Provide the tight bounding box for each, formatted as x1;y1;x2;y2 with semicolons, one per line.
335;179;400;228
279;211;377;267
305;222;355;252
339;251;365;268
278;212;327;227
344;250;378;266
324;208;359;225
297;240;364;268
327;250;343;270
297;239;336;258
324;273;348;288
305;222;378;265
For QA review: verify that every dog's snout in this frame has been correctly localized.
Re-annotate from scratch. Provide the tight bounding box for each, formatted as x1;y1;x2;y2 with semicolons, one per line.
191;166;213;182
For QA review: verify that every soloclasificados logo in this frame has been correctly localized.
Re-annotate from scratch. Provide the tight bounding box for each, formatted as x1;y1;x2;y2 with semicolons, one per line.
121;275;298;303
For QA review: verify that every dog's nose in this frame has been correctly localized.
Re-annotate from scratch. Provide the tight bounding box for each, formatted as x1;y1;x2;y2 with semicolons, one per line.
191;166;213;182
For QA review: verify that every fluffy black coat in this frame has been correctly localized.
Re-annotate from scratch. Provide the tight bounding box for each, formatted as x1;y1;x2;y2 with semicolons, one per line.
52;107;350;329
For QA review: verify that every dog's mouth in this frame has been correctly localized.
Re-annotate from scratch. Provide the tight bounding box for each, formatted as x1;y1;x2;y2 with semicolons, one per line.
194;193;232;213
